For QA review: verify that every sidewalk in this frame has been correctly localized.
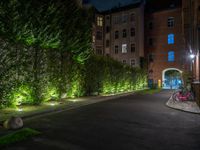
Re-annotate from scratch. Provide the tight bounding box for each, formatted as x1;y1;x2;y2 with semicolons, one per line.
0;91;136;124
166;96;200;114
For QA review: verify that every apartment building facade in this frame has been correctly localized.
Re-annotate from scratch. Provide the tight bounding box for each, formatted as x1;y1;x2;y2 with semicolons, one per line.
93;2;145;68
92;13;104;55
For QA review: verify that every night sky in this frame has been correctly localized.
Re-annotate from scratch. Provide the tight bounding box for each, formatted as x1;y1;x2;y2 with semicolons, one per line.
90;0;141;11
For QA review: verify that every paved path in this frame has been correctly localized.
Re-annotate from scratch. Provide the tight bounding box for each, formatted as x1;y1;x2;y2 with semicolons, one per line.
3;90;200;150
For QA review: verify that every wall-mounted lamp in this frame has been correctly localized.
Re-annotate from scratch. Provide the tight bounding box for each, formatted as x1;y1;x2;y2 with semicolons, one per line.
190;54;195;59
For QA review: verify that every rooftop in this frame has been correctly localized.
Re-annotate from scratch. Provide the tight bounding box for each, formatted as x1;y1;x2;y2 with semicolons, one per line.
101;1;143;14
145;0;182;13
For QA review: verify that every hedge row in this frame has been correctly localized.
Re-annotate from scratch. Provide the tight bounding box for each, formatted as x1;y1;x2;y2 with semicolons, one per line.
0;38;147;108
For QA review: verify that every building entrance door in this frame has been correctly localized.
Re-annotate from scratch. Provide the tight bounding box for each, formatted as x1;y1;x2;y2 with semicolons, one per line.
162;68;182;89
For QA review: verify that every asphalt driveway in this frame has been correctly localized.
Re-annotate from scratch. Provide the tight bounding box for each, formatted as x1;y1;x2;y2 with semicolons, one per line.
3;90;200;150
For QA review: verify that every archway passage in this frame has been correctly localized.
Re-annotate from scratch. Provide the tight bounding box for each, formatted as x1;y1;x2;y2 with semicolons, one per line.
162;68;182;89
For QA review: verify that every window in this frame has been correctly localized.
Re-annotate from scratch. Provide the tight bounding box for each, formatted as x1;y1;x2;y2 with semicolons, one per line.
148;38;153;46
115;31;119;39
168;17;174;27
92;35;95;43
97;16;103;26
122;44;127;53
130;59;135;66
122;29;127;38
131;44;135;53
122;60;126;64
130;13;135;22
106;16;110;20
96;31;102;40
96;46;103;55
122;15;128;23
131;28;135;37
106;26;110;33
168;51;175;62
114;16;120;24
148;22;153;30
106;40;109;47
115;45;118;54
149;53;154;62
168;34;174;44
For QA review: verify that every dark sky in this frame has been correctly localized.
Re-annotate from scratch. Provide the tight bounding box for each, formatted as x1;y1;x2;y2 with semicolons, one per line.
90;0;141;11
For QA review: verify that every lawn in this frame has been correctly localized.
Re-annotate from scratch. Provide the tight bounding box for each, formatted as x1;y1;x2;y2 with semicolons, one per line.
0;128;40;147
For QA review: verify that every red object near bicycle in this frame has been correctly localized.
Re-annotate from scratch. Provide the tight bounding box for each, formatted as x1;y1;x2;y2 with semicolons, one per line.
173;91;194;102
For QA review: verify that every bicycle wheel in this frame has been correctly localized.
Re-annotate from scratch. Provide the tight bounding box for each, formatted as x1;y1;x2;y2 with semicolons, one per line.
172;91;181;102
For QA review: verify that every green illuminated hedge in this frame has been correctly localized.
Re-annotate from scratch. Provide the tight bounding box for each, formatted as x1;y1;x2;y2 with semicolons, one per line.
0;0;147;108
0;39;147;108
84;55;147;95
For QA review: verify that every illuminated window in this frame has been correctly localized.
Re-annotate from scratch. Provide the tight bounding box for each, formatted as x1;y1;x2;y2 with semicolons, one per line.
122;44;127;53
168;34;174;44
168;17;174;27
168;51;175;62
97;16;103;26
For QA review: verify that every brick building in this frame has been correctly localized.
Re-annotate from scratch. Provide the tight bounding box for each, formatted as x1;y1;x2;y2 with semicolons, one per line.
145;0;188;89
182;0;200;105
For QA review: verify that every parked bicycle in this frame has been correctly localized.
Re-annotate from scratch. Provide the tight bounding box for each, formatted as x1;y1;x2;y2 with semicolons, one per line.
172;86;194;102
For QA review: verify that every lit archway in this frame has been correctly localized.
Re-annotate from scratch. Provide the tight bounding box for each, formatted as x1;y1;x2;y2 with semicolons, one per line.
162;68;182;89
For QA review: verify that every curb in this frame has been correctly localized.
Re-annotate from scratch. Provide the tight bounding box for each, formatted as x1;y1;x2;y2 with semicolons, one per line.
165;96;200;114
0;92;136;124
24;92;135;121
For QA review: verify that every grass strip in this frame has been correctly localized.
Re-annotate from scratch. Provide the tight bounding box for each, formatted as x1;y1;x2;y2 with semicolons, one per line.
0;128;40;147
